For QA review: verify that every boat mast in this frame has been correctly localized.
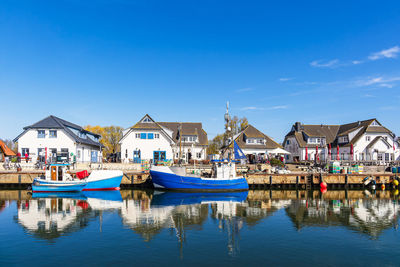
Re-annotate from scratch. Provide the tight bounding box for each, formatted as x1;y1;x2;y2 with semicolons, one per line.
179;123;182;165
224;101;232;161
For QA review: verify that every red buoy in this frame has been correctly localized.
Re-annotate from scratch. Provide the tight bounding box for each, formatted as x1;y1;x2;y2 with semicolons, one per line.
320;182;327;189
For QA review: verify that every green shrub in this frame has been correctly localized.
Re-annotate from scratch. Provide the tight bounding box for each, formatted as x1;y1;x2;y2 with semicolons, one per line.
270;157;284;167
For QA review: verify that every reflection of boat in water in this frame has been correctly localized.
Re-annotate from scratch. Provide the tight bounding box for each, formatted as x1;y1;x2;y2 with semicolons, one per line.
151;191;248;206
17;191;123;240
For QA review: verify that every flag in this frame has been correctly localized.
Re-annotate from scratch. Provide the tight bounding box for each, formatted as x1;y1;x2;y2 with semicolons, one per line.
234;141;246;159
316;145;319;161
328;143;331;160
305;147;308;161
336;145;340;160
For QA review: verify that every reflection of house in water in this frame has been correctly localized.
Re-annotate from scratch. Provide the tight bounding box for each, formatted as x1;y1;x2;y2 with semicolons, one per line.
209;199;292;255
285;198;400;238
120;197;209;242
16;198;93;240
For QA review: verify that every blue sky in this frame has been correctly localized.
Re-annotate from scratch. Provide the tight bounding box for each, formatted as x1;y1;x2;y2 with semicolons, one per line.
1;0;400;142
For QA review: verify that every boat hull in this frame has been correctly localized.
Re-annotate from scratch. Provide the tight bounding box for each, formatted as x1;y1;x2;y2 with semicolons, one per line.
83;170;123;191
150;170;249;191
32;180;87;193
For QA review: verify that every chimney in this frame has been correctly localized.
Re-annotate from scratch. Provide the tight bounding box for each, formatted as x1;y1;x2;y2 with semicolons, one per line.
295;122;301;132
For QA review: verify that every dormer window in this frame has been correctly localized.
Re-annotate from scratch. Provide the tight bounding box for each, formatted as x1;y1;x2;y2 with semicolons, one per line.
142;117;152;123
338;136;349;143
371;120;379;126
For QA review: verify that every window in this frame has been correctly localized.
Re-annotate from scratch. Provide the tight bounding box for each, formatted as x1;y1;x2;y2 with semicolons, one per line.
385;153;390;161
247;139;254;144
21;148;29;156
142;117;152;123
286;140;290;145
366;136;371;142
140;133;147;139
371;120;379;126
148;133;154;139
49;130;57;138
196;152;202;158
79;132;87;139
135;133;140;138
37;130;45;138
155;133;160;139
257;139;264;144
77;150;81;159
378;153;383;161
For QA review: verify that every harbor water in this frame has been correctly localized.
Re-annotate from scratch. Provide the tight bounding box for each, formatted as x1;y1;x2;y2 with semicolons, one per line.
0;189;399;266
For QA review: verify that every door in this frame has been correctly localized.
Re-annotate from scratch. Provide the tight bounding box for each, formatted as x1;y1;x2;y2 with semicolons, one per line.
153;151;166;162
91;151;98;163
133;150;141;163
51;166;57;181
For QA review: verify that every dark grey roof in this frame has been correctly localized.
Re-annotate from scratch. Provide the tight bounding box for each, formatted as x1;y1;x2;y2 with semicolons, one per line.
14;115;102;148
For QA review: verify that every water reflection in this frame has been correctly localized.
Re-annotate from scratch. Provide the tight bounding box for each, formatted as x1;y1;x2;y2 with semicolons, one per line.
8;189;400;245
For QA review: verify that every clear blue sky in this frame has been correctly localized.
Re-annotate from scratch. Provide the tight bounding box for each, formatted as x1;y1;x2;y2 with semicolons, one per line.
1;0;400;143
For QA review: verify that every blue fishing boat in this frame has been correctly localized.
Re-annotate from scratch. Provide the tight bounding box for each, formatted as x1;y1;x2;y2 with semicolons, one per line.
150;102;249;191
32;178;87;192
150;164;248;191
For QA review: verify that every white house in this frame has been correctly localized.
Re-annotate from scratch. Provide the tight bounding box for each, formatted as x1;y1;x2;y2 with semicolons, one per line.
284;119;399;163
13;115;102;163
119;114;208;163
224;124;285;164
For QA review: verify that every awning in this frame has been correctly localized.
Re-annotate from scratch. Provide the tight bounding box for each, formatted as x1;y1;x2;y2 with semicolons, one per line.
269;148;291;154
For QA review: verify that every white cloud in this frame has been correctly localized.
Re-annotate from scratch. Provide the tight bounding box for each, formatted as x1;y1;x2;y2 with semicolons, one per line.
310;59;339;68
267;105;288;110
236;87;253;93
355;76;400;87
279;77;293;82
363;94;375;98
368;46;400;60
240;105;288;111
352;60;363;65
378;83;394;88
240;106;263;111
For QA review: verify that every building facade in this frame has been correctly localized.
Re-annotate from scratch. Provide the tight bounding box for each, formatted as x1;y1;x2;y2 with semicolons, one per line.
13;115;102;163
120;114;208;163
284;119;399;163
225;124;284;163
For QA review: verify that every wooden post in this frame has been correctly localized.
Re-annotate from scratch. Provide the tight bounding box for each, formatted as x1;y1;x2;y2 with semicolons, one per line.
345;174;348;188
296;176;299;189
269;175;272;187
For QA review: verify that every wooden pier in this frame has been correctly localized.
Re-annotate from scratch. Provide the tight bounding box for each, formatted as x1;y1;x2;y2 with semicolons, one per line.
0;170;397;189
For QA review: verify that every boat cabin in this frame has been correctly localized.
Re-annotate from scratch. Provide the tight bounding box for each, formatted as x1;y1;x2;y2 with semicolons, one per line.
42;164;74;182
211;160;237;179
